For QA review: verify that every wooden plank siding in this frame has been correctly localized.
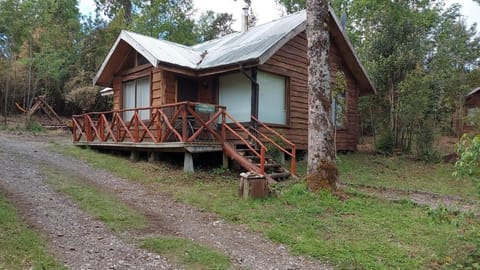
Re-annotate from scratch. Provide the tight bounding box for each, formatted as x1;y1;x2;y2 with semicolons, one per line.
110;30;363;151
260;31;360;151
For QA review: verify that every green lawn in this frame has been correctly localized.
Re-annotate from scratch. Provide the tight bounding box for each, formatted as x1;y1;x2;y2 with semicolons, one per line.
0;191;65;270
333;153;479;200
57;145;480;269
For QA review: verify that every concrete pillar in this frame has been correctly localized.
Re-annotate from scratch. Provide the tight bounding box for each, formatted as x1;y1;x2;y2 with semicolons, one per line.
148;152;159;163
129;151;140;162
222;152;229;169
183;152;194;172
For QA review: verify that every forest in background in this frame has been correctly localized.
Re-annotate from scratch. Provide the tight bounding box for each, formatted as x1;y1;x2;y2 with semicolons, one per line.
0;0;479;158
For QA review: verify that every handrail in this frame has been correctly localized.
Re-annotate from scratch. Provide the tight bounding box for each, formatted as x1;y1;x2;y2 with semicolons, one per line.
222;111;267;175
251;116;296;176
72;102;224;145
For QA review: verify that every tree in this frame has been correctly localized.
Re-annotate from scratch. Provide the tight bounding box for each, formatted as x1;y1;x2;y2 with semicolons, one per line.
306;0;337;192
132;0;198;45
94;0;137;25
276;0;305;13
196;11;235;42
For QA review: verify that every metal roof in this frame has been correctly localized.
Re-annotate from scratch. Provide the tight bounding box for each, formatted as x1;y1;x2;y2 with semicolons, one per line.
467;87;480;97
94;8;375;95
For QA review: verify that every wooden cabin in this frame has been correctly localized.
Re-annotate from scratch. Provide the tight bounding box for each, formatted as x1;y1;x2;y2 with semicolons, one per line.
454;87;480;135
73;8;375;180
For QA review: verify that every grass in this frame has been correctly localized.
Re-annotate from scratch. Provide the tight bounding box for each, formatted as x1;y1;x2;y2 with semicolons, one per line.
41;164;147;232
333;153;479;200
141;237;231;270
0;191;66;270
57;145;480;269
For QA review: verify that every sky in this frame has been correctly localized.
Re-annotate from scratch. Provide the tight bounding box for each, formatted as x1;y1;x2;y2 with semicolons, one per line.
78;0;480;32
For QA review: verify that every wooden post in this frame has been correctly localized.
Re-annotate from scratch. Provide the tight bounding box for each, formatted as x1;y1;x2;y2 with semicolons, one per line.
84;115;92;141
182;104;188;142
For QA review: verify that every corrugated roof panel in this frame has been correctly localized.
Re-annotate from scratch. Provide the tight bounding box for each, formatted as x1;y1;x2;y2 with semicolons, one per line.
123;31;201;68
193;11;306;68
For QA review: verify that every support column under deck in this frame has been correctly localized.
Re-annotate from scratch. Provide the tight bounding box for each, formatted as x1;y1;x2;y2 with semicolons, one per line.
184;152;194;172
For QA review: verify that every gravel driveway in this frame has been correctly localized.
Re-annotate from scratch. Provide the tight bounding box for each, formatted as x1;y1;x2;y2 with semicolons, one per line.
0;133;331;270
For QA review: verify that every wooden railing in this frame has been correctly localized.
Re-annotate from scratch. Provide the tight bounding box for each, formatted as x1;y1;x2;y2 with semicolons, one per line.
72;102;296;178
250;116;296;176
222;111;267;175
72;102;225;144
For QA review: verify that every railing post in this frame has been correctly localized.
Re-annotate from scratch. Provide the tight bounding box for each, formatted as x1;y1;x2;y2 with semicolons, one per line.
99;115;105;142
134;109;140;142
115;112;121;142
260;147;265;175
84;115;92;142
221;110;226;143
72;118;77;142
182;104;188;142
291;145;296;176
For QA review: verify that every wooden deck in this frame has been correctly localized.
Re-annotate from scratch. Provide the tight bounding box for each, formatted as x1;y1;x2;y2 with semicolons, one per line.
72;102;296;178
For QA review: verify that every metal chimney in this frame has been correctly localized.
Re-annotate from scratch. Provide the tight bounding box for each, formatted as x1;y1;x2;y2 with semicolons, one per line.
242;4;249;32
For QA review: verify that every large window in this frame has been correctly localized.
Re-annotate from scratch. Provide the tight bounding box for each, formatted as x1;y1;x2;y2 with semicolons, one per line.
258;71;287;125
123;76;151;120
219;72;251;122
219;71;288;125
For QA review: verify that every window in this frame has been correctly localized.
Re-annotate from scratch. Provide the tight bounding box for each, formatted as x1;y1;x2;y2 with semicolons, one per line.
219;72;251;122
331;71;347;128
257;71;287;125
218;70;288;125
123;76;151;120
136;52;149;66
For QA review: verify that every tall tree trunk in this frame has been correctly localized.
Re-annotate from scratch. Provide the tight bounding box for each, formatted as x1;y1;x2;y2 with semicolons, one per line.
306;0;337;192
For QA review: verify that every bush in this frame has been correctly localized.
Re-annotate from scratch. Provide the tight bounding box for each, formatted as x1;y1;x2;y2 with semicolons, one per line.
375;130;394;155
24;120;45;133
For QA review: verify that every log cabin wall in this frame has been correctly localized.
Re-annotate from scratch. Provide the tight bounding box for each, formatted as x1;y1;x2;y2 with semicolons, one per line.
260;31;361;151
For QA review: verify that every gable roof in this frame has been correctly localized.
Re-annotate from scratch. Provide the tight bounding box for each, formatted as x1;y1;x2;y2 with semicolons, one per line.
467;87;480;98
94;7;375;95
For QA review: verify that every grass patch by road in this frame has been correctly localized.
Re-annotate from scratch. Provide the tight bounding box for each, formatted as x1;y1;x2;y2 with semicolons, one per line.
333;153;479;200
58;145;480;269
0;191;65;270
41;164;147;232
141;237;230;270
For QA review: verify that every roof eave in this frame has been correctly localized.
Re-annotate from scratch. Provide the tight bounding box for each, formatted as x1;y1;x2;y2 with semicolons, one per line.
93;30;159;86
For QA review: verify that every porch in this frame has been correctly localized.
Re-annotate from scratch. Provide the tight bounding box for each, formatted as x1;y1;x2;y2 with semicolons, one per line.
72;102;296;182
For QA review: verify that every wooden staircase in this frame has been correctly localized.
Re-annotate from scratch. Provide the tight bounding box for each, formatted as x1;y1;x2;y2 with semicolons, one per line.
236;144;293;181
221;113;296;185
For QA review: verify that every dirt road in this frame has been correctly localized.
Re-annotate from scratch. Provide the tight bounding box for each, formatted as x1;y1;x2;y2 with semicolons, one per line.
0;133;330;270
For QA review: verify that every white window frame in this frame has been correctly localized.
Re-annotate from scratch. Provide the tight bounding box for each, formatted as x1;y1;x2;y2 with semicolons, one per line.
123;76;151;120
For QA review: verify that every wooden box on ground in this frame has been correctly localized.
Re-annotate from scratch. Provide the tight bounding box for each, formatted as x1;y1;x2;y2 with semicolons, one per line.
239;172;269;199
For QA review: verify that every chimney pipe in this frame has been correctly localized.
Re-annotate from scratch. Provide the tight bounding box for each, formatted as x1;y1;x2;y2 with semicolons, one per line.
242;4;249;32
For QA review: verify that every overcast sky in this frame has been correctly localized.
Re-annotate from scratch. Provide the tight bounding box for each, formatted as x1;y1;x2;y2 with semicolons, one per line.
78;0;480;32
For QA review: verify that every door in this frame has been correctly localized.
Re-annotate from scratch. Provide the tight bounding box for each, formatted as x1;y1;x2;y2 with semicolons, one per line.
177;78;198;102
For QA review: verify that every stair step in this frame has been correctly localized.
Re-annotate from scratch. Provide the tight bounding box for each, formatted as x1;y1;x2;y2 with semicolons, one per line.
256;163;282;169
267;172;291;181
244;155;260;160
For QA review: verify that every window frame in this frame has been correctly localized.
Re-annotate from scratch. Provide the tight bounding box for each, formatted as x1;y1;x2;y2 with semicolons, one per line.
122;75;151;120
